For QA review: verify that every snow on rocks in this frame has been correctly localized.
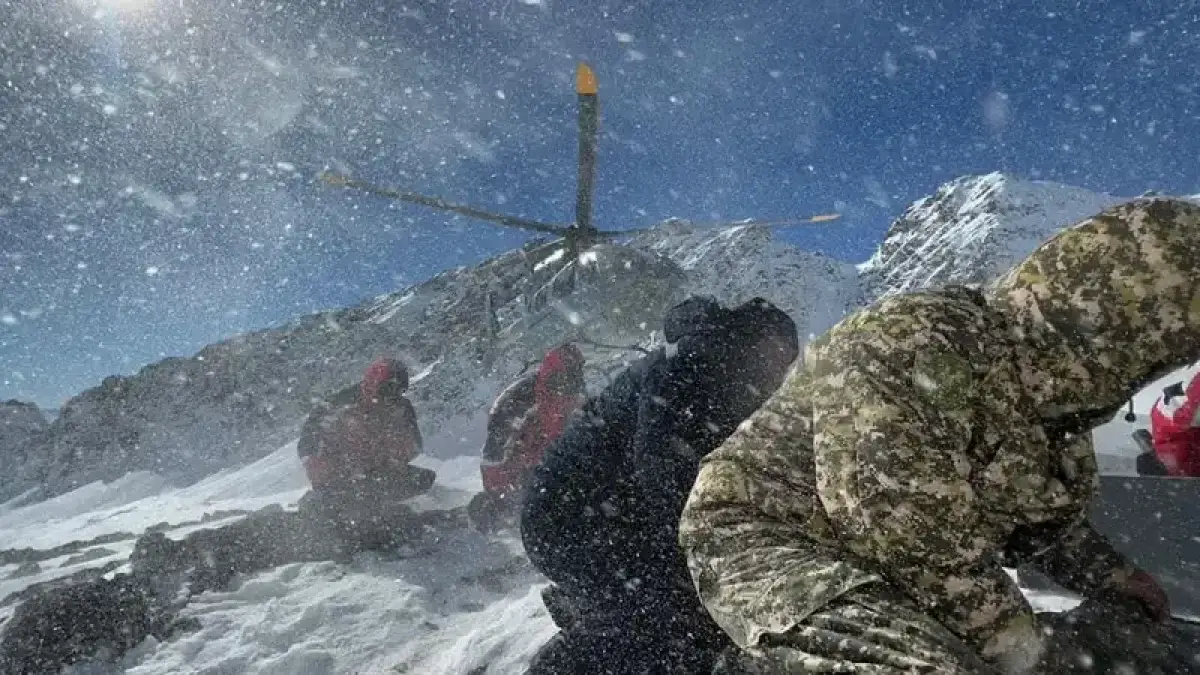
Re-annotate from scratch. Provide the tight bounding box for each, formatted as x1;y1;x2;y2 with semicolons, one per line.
857;172;1123;300
5;171;1195;673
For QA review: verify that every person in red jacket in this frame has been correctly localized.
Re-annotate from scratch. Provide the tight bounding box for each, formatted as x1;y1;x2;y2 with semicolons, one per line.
298;357;430;493
1148;373;1200;477
296;356;437;549
129;357;437;589
469;343;586;531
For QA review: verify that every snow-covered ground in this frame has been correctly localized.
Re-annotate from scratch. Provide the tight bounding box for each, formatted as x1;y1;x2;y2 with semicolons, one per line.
6;370;1187;674
0;418;559;675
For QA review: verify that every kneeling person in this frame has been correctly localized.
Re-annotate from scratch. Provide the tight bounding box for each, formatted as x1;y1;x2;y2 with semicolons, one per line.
521;296;799;675
680;199;1194;674
131;357;433;588
470;343;586;531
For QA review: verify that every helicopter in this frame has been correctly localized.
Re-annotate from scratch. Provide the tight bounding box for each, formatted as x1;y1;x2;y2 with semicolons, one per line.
319;63;841;351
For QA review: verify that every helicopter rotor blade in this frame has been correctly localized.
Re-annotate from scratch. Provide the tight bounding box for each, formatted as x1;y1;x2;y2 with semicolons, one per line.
318;171;570;237
684;213;844;229
574;63;600;239
580;213;844;239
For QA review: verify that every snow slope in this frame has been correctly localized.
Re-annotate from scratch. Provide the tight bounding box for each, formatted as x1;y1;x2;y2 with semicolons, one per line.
0;421;1084;675
0;425;561;675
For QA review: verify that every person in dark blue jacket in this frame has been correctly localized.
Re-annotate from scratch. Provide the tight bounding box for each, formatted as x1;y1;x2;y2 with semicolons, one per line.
520;295;799;675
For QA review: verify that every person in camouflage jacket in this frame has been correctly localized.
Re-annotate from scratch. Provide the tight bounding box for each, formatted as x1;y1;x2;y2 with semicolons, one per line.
679;198;1199;674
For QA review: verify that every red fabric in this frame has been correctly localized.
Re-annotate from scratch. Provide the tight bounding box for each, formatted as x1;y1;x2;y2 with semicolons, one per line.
305;401;421;490
302;454;337;489
481;344;584;496
1149;374;1200;477
534;343;585;441
481;450;535;494
361;357;408;400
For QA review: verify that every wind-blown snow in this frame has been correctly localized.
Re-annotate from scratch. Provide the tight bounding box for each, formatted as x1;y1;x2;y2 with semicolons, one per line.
0;419;1108;675
121;536;554;675
5;172;1194;673
0;438;556;675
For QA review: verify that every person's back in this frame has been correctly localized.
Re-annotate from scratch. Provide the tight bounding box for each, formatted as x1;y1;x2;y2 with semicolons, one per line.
521;295;799;674
1149;374;1200;477
298;357;430;502
470;344;587;531
134;357;432;584
679;198;1200;674
480;343;586;499
480;373;537;468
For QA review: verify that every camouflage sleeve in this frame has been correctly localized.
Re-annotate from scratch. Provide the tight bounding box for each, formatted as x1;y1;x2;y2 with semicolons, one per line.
1002;435;1137;596
679;365;885;653
1005;518;1136;596
809;336;1042;663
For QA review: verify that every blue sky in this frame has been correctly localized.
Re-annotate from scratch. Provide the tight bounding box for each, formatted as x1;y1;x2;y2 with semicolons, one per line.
2;0;1199;408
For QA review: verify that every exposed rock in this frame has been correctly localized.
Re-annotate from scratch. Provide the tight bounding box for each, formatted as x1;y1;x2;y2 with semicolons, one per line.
0;531;136;567
0;400;47;469
6;172;1142;503
0;571;186;675
0;560;126;610
9;561;40;578
62;547;119;567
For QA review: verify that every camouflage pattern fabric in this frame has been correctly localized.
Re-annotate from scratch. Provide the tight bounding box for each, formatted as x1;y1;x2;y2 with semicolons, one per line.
679;198;1200;673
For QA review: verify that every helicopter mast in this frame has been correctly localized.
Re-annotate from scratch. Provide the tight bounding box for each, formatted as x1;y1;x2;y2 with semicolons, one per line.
575;63;600;242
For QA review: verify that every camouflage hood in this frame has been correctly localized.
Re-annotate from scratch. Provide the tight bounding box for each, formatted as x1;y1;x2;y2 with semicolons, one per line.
987;198;1200;429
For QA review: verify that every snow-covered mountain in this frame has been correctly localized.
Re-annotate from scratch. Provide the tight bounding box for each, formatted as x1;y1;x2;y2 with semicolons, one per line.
629;219;860;341
4;171;1197;675
2;241;685;503
857;171;1123;300
0;401;47;468
0;171;1158;505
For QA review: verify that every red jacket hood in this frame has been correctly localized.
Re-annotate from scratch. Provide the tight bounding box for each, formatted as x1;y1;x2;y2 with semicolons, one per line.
361;357;409;401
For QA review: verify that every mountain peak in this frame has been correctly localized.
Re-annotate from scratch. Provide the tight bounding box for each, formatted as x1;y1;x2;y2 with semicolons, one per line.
2;173;1147;501
857;172;1123;300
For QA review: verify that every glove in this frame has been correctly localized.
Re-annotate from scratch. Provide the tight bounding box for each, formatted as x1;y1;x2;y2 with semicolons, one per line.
1107;568;1171;623
1034;592;1191;675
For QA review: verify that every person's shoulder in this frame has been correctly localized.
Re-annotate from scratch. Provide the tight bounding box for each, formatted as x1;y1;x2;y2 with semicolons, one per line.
565;349;666;429
819;286;992;354
607;347;668;396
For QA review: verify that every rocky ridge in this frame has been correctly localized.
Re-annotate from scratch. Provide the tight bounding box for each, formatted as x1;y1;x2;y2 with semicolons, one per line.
6;172;1138;501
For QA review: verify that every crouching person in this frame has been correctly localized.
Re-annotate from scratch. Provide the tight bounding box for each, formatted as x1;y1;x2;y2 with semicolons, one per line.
469;343;587;532
131;356;433;588
521;295;800;674
679;199;1198;674
295;355;433;554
